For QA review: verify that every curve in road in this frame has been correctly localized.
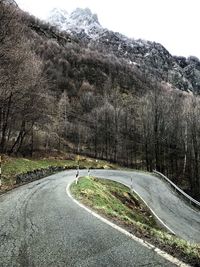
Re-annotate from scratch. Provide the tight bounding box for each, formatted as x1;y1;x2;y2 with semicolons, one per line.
0;169;198;267
91;170;200;244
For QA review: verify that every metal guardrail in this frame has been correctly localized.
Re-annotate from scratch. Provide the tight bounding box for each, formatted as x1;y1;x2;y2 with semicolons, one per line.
153;170;200;211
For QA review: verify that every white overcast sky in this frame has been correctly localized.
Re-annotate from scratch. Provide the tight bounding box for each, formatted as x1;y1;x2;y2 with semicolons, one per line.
16;0;200;58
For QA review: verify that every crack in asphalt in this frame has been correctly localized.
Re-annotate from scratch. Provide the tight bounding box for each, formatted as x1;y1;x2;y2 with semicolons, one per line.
0;180;52;266
0;170;197;266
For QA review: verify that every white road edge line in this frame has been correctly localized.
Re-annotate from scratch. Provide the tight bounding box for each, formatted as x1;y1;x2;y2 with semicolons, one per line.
106;178;176;235
130;186;176;235
66;183;190;267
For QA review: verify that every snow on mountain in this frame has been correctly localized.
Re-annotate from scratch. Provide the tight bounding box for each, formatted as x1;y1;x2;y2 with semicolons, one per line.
47;7;200;93
48;7;103;38
48;8;69;29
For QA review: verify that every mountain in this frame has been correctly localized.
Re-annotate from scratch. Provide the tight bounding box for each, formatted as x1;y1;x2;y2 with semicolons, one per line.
48;8;103;40
2;1;200;199
47;7;200;93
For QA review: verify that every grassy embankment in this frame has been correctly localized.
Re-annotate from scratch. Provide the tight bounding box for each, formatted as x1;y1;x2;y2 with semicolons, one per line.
0;154;116;192
71;176;200;266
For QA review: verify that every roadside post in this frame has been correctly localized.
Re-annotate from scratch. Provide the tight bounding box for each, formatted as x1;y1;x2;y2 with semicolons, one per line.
0;156;2;189
75;171;79;184
131;177;133;191
75;155;80;184
77;155;80;171
88;168;90;177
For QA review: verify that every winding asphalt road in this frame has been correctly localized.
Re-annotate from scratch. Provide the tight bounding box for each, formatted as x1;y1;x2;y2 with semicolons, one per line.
0;169;199;267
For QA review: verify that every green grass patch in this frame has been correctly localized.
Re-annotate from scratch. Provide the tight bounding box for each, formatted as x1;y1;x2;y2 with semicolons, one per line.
71;176;200;266
1;155;117;188
71;176;158;228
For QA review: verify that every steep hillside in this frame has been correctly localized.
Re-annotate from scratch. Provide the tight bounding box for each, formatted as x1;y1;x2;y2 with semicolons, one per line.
48;8;200;93
24;10;151;98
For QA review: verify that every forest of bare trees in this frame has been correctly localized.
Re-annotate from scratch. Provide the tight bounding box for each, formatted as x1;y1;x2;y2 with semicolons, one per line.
60;83;200;199
0;1;50;155
0;0;200;199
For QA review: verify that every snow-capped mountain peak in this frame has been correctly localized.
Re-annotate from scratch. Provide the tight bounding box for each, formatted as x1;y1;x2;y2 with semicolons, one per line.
48;8;69;28
47;7;103;38
70;8;100;27
47;7;200;93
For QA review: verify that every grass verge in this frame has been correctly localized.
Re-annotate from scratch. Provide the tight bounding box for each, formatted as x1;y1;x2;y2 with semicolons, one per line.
71;176;200;266
0;154;117;193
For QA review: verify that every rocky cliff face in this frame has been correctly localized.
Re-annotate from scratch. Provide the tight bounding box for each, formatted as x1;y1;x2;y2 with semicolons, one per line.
48;8;103;40
47;8;200;93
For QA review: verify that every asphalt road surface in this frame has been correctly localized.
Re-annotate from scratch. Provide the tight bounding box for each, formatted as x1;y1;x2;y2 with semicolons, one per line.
0;169;199;267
